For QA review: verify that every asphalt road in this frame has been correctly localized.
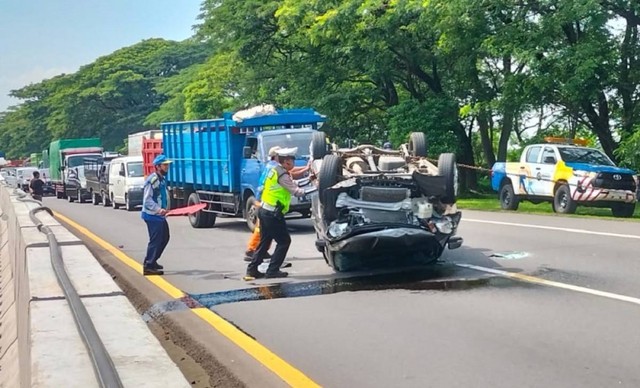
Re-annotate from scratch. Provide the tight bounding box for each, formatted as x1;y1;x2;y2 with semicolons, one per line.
45;197;640;387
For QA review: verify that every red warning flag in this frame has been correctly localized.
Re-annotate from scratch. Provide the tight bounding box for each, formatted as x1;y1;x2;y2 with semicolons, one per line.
165;203;207;217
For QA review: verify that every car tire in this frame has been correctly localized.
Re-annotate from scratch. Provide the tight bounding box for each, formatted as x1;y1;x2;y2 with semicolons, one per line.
112;194;120;209
311;131;328;160
188;193;215;228
438;153;458;204
91;191;99;206
553;184;577;214
102;191;110;207
611;203;635;218
67;192;75;202
499;183;520;210
318;154;342;223
409;132;427;157
56;189;63;199
245;195;258;232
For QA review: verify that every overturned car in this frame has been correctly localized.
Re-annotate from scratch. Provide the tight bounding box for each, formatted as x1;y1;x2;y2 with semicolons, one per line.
310;132;463;271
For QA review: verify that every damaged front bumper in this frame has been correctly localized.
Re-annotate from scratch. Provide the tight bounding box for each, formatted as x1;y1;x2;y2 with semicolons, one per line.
317;212;463;261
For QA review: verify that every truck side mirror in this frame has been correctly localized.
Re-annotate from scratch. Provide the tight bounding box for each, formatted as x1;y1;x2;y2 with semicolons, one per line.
242;146;252;159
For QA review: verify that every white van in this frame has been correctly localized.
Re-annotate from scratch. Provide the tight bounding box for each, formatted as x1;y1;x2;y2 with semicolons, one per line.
108;156;145;211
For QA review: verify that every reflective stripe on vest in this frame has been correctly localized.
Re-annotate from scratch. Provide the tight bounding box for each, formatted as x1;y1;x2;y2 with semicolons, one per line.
261;165;291;214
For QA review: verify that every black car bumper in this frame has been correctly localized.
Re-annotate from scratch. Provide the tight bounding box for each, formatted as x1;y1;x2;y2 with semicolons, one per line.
127;189;144;206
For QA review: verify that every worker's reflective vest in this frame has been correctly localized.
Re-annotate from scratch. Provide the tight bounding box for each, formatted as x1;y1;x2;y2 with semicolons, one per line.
261;165;291;214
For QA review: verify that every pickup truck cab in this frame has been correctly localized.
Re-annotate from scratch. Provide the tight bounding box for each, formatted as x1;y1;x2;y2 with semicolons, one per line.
492;138;637;217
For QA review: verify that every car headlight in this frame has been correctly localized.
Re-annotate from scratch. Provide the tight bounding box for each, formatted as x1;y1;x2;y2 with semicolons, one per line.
433;217;454;234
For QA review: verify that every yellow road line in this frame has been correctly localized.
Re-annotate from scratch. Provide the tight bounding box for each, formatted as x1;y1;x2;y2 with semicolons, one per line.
53;210;321;388
456;263;640;306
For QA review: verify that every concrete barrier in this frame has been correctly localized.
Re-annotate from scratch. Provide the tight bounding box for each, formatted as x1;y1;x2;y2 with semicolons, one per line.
0;186;190;387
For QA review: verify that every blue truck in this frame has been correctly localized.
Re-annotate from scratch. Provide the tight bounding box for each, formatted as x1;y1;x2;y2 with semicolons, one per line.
162;108;327;229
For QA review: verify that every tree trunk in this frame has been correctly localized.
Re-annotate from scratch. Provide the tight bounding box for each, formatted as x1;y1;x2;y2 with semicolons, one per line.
477;109;496;167
497;55;514;162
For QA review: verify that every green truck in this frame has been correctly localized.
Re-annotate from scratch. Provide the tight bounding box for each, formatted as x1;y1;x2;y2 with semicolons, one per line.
26;152;43;168
48;138;103;202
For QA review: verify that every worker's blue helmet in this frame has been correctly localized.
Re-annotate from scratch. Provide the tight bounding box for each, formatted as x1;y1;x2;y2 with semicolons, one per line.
383;141;392;150
153;154;172;166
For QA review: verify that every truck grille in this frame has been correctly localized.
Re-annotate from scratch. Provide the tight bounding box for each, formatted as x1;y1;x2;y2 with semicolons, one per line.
593;173;636;191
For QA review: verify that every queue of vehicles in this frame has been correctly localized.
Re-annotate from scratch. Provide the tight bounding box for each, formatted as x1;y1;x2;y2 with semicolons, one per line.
14;106;637;271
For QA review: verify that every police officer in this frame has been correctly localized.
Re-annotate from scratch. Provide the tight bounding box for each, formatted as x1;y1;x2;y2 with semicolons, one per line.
246;147;310;279
141;154;172;276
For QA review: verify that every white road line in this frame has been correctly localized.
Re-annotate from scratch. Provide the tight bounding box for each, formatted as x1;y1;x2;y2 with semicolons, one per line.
456;263;640;306
465;218;640;240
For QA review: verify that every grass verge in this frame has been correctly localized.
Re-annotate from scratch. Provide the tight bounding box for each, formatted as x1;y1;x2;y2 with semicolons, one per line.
457;195;640;221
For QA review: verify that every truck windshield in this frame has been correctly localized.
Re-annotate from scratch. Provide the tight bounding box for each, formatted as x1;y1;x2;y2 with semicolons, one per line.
127;162;143;177
262;133;313;159
68;155;103;168
558;147;614;166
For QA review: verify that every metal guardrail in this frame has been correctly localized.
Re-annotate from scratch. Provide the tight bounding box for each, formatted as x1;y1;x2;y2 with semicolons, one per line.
14;189;124;388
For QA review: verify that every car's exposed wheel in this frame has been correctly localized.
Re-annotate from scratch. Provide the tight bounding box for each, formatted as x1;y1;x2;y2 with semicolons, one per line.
409;132;427;157
499;183;520;210
611;203;635;218
438;153;458;204
311;131;328;160
553;184;577;214
188;193;215;228
318;154;343;223
111;194;120;209
245;195;258;232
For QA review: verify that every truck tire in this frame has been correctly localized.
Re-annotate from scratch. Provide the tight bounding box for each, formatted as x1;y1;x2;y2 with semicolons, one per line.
111;194;120;209
438;153;458;204
91;191;99;206
188;193;215;228
611;203;635;218
499;183;520;210
409;132;427;157
244;196;259;232
318;154;342;223
311;131;328;159
553;184;577;214
67;191;75;202
56;189;63;199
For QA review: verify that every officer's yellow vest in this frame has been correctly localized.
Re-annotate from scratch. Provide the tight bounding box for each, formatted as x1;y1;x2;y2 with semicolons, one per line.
261;165;292;214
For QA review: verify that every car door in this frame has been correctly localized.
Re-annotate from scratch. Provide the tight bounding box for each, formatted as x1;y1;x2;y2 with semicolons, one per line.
109;163;120;201
240;137;262;196
522;146;542;195
538;147;558;196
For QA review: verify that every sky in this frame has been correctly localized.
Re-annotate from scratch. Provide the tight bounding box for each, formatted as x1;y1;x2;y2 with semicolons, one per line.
0;0;202;111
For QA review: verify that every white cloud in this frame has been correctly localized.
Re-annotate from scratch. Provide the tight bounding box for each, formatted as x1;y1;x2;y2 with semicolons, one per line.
0;66;75;111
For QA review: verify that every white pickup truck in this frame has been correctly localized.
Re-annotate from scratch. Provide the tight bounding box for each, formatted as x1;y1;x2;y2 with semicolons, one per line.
491;139;638;217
